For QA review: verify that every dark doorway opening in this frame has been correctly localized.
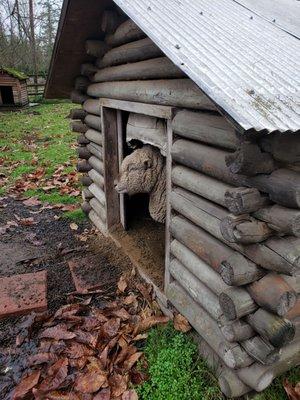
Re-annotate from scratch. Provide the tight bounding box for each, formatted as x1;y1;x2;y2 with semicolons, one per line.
0;86;14;105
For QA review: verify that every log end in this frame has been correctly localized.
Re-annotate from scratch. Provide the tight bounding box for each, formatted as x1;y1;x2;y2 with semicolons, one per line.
277;292;297;317
219;292;237;321
82;202;92;214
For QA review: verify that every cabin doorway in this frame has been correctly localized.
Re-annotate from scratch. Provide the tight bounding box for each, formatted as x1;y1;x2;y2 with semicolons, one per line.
101;100;173;294
0;86;14;105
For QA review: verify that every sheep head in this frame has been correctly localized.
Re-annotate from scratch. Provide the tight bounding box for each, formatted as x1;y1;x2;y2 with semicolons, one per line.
115;145;164;196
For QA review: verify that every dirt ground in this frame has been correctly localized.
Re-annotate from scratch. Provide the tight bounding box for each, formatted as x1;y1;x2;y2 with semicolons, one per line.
0;195;136;398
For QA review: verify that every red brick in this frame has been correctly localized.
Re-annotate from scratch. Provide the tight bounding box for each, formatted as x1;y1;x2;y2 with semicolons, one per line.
0;271;47;318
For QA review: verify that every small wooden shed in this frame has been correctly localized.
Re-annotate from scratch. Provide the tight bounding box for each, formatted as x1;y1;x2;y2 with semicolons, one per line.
46;0;300;397
0;67;29;110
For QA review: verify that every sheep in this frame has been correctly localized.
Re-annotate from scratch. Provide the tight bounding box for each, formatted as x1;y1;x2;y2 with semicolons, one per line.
115;144;166;223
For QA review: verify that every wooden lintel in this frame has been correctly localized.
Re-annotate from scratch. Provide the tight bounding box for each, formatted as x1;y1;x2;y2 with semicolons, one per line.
99;98;174;119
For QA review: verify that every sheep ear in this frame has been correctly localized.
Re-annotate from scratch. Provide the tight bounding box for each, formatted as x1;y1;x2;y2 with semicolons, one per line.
143;159;152;169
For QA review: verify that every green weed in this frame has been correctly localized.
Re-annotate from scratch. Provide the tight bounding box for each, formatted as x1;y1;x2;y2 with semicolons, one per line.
136;323;223;400
63;208;86;223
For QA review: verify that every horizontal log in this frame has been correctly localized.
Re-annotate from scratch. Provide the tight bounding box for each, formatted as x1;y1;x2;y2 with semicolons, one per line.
74;76;90;92
167;281;253;369
281;276;300;293
88;156;104;175
89;209;107;233
195;338;251;398
246;308;295;348
286;298;300;320
172;139;300;209
101;10;124;34
70;90;89;105
84;114;101;131
82;188;93;200
248;274;297;317
220;320;255;343
254;204;300;237
89;183;106;206
170;258;225;322
77;147;91;160
170;215;233;271
220;214;273;244
248;168;300;208
89;197;106;223
83;99;100;116
85;40;109;58
77;160;91;173
96;38;162;68
87;143;103;160
88;169;104;189
225;142;276;176
68;108;87;120
237;340;300;392
85;129;103;146
224;187;270;215
105;19;146;47
127;113;167;153
172;110;239;150
70;120;88;133
219;287;257;320
260;133;300;164
170;239;229;295
81;201;92;214
219;252;265;286
81;175;93;186
77;134;90;145
172;165;269;215
93;57;185;82
240;336;280;365
80;63;98;78
87;79;216;110
170;188;300;275
172;139;241;185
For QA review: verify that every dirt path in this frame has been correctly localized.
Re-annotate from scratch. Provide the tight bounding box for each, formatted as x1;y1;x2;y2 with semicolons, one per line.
0;195;133;344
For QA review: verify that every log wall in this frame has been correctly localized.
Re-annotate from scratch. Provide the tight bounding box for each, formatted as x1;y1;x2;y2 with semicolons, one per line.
68;12;300;397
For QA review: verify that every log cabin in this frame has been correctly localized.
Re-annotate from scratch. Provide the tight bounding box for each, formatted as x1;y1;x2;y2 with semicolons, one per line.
45;0;300;397
0;67;29;110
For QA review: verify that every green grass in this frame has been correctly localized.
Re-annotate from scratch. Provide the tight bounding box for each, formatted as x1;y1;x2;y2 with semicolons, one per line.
138;324;299;400
63;208;86;223
0;100;79;203
136;323;223;400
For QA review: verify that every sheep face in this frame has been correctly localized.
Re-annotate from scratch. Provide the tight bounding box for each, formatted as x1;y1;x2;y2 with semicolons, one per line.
115;145;162;196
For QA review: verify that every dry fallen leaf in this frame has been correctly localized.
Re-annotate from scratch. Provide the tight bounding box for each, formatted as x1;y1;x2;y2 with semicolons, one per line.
134;316;169;335
94;388;111;400
74;371;107;394
12;370;41;400
38;358;69;393
173;314;192;333
23;197;41;207
39;324;76;340
117;275;128;293
70;223;78;231
283;379;300;400
122;389;139;400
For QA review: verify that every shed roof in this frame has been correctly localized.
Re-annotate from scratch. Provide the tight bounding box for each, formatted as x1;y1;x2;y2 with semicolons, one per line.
0;67;28;80
46;0;300;134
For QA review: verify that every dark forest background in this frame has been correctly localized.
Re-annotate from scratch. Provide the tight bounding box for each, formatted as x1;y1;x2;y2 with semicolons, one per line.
0;0;62;77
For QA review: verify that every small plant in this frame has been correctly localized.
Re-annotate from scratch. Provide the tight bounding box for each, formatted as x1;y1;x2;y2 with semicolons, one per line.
63;208;86;223
136;323;223;400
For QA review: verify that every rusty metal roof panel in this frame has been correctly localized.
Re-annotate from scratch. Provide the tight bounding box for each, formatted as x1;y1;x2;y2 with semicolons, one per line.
113;0;300;133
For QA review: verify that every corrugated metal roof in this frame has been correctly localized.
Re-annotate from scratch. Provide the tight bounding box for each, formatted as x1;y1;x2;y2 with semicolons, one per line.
113;0;300;133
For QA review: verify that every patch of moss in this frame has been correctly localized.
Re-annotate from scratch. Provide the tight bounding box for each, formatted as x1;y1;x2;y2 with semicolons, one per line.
1;66;28;80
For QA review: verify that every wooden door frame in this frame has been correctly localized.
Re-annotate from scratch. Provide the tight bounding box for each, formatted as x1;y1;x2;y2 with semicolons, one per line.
100;98;175;292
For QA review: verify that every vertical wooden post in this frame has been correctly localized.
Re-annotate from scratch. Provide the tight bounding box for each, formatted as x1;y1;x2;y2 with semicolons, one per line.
117;110;127;230
164;118;174;291
101;106;120;230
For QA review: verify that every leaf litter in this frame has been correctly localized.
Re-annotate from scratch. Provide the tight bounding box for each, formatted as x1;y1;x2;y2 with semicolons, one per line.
8;272;171;399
